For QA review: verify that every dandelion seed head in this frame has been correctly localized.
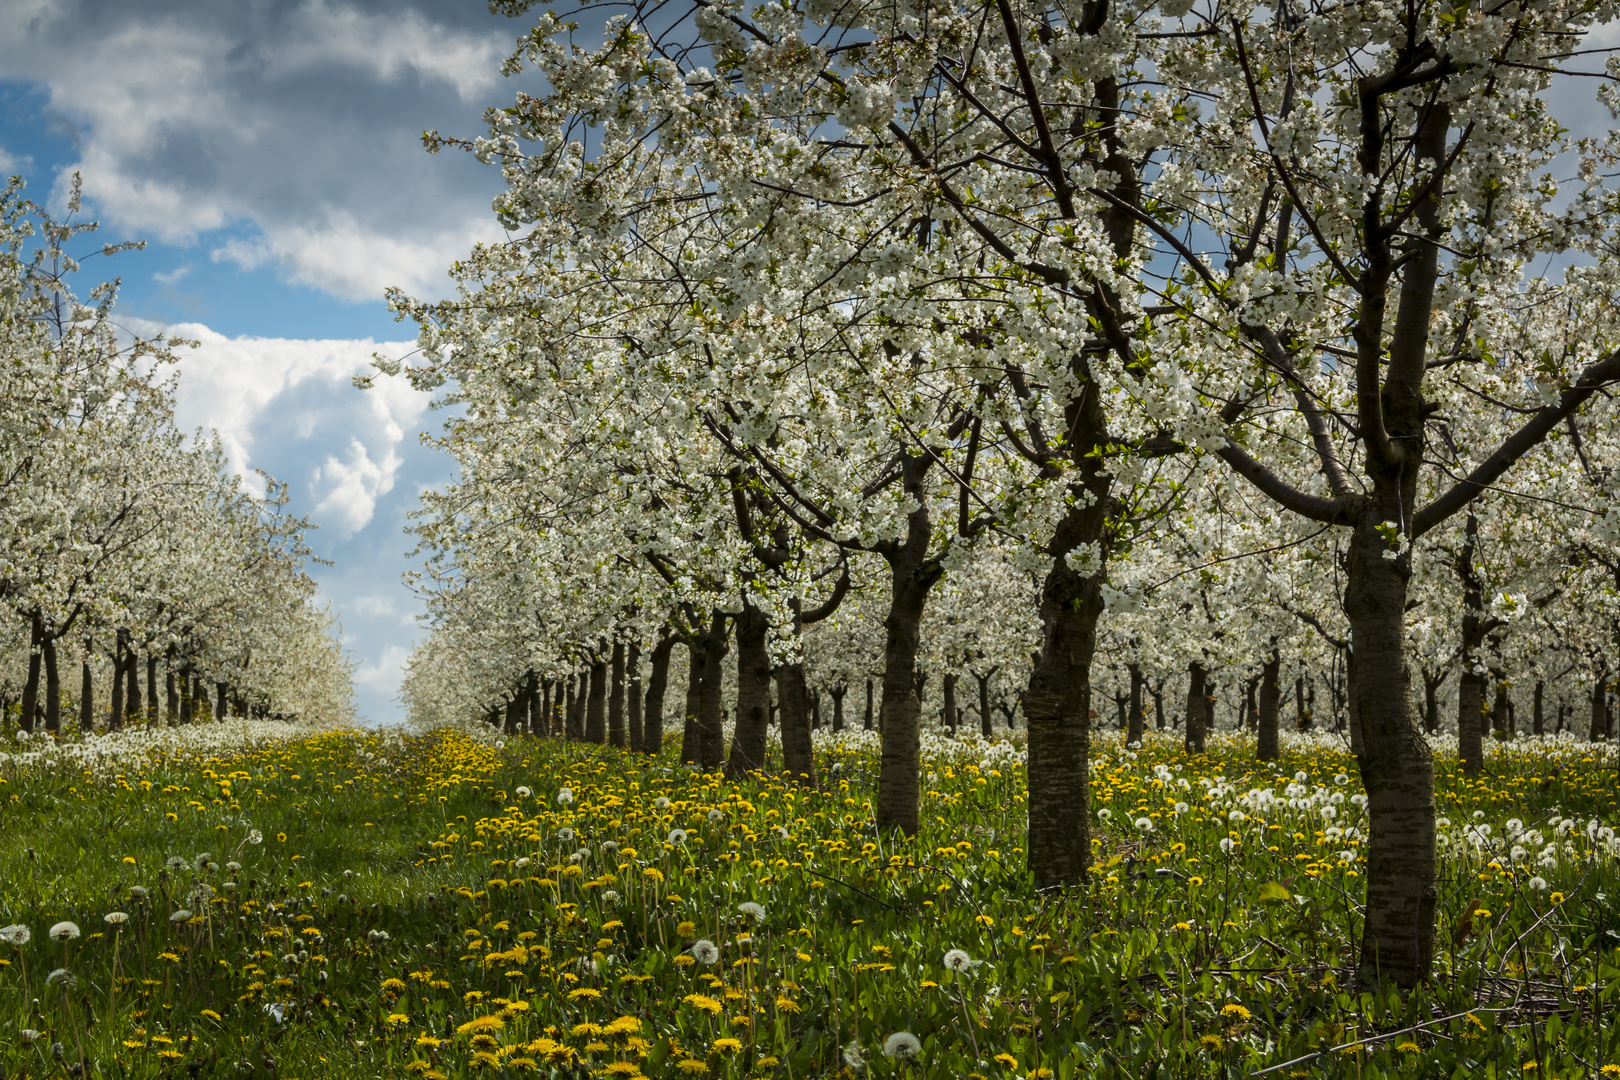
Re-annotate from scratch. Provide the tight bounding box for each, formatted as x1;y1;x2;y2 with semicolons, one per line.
668;828;689;846
738;902;766;920
942;948;972;972
691;939;720;964
104;912;129;926
48;921;80;942
882;1032;922;1059
169;909;192;924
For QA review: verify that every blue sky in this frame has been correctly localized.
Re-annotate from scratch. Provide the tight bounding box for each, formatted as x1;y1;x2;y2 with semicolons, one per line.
0;0;545;723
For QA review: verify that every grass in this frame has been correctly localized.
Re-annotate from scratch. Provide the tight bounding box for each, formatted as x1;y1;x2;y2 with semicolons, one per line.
0;721;1615;1079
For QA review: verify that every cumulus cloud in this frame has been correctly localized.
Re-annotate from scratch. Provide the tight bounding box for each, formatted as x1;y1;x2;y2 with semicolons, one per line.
355;643;412;692
2;0;517;301
126;317;432;536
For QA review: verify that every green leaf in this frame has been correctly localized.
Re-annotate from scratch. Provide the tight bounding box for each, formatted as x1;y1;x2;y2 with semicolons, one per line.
1257;881;1292;904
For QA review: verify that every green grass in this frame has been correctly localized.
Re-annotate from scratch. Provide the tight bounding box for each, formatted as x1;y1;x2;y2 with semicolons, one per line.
0;723;1615;1079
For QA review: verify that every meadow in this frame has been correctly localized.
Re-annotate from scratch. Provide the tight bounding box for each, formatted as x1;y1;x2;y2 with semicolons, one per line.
0;722;1615;1079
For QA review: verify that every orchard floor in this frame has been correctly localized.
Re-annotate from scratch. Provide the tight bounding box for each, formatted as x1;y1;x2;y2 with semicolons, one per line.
0;722;1615;1080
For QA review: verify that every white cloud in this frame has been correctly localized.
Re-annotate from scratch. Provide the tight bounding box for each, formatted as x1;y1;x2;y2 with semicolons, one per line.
312;437;402;537
153;264;190;285
355;643;412;693
125;317;432;536
4;0;514;301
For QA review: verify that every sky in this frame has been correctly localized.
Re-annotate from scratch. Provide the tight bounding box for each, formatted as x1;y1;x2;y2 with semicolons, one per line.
0;0;546;724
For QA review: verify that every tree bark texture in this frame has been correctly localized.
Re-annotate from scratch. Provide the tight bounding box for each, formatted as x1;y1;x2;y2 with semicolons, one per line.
1257;651;1281;761
776;662;816;784
627;644;643;752
643;636;674;755
727;605;772;777
585;658;606;744
1184;661;1207;755
697;612;729;771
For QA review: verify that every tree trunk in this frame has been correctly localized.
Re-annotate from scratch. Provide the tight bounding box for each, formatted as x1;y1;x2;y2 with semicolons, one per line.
874;557;940;836
727;605;772;777
1024;558;1102;889
697;612;729;770
1345;505;1436;990
1491;674;1510;742
607;641;626;748
584;658;606;743
1457;513;1487;774
165;667;178;726
627;643;643;752
1184;661;1207;754
540;679;553;736
127;649;142;727
643;636;674;755
1421;668;1442;735
942;672;958;736
1590;666;1608;742
977;671;994;740
142;653;155;727
566;674;583;740
863;678;874;731
1152;682;1164;731
680;641;703;764
109;636;126;732
1258;650;1281;761
1533;680;1544;736
1346;649;1363;757
43;633;61;734
1124;664;1144;745
830;684;846;733
1294;675;1309;731
80;640;94;734
776;662;816;784
20;611;42;733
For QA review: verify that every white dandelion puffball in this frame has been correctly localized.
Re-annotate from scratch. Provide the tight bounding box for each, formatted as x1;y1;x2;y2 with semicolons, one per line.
557;827;576;841
1228;810;1246;823
708;809;724;823
104;912;129;926
46;968;76;988
1134;817;1155;833
883;1032;922;1058
1220;838;1237;854
165;856;188;873
0;924;30;946
1174;802;1190;814
691;939;720;964
247;830;263;845
129;886;149;899
668;828;688;846
193;853;213;871
515;786;532;798
738;901;766;920
557;788;574;805
654;796;671;810
48;921;80;942
1527;876;1549;891
602;890;621;904
169;909;193;924
842;1040;865;1069
942;948;972;972
601;841;618;854
1334;773;1349;785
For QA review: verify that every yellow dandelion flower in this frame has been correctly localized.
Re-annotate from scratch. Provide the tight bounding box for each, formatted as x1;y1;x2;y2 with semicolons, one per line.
1221;1004;1251;1021
386;1013;410;1026
713;1038;742;1053
677;1060;709;1075
683;994;722;1013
